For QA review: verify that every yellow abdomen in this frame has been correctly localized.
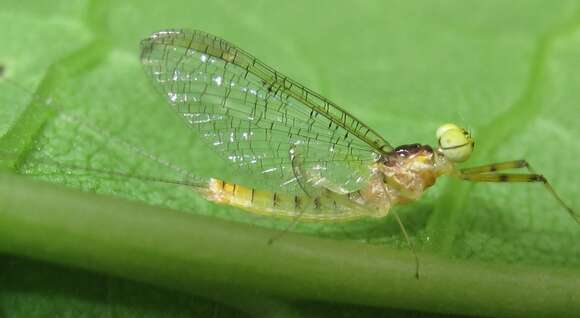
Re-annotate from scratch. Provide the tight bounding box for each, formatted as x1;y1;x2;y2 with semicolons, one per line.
201;178;379;222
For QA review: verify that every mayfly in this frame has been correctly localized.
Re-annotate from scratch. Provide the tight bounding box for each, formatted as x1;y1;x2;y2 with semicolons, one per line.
137;29;578;278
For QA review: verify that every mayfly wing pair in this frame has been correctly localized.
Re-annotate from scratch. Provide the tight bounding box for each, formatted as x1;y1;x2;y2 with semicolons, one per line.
139;30;388;196
139;30;396;221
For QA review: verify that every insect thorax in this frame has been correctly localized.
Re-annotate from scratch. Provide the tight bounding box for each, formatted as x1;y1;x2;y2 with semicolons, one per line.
373;144;452;204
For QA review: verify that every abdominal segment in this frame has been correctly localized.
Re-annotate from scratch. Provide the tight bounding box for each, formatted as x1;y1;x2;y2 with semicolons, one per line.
202;178;385;222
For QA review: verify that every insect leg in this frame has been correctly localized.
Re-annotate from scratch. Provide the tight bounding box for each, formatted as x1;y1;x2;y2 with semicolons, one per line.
378;180;419;279
270;146;307;243
460;171;578;224
267;205;305;245
290;145;315;197
460;159;532;174
392;210;420;279
289;144;349;196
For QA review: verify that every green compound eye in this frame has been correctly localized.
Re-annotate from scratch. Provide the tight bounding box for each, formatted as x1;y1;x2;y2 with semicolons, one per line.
436;123;474;162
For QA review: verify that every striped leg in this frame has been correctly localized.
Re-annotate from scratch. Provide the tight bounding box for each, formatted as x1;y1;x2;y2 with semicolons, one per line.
460;161;578;225
460;159;533;174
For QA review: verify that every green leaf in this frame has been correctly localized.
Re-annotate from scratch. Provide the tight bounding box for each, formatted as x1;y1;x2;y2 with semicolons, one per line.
1;0;580;317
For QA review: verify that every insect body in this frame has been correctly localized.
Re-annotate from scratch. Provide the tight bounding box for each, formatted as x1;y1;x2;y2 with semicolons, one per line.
140;29;577;277
205;142;455;222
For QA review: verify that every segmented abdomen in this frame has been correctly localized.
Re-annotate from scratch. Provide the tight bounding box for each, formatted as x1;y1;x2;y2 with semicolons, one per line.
201;178;379;222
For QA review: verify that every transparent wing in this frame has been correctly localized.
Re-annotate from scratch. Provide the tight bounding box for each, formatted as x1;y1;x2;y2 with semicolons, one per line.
140;29;391;193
